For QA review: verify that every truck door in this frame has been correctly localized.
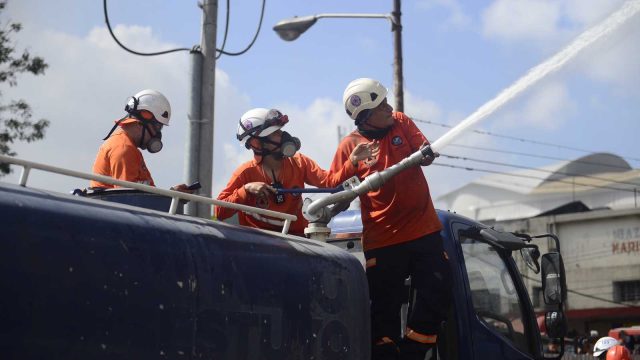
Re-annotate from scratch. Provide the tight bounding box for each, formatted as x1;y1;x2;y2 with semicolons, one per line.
455;224;540;359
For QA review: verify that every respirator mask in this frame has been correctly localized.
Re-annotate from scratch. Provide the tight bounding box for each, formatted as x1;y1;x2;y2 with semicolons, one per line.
142;121;163;153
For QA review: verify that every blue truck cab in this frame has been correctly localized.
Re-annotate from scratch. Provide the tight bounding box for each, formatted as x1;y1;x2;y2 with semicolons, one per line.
328;209;568;359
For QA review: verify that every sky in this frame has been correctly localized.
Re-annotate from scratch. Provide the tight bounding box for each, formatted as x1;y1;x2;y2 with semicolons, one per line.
2;0;639;210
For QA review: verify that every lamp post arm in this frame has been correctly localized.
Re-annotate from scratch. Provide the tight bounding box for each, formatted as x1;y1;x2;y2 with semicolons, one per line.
314;13;395;26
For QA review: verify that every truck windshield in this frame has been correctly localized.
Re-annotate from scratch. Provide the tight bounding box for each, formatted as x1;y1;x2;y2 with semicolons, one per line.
460;234;533;355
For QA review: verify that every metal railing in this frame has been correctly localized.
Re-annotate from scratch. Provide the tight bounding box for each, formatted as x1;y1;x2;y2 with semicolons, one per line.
0;155;296;234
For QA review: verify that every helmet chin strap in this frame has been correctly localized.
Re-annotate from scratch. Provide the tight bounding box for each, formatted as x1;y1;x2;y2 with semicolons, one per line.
102;116;129;140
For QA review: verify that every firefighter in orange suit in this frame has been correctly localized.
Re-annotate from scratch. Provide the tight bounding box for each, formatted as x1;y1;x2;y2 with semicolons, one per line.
330;78;452;360
215;107;378;237
90;89;190;192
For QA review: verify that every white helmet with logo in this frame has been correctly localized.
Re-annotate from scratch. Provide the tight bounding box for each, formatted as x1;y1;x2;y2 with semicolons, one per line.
343;78;388;121
593;336;619;357
236;108;289;145
125;89;171;125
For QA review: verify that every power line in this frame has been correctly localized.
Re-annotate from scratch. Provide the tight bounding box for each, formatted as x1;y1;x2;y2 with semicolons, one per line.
432;162;639;194
522;274;639;308
216;0;266;56
413;117;640;163
103;0;192;56
448;144;634;172
215;0;231;60
440;153;640;188
104;0;266;58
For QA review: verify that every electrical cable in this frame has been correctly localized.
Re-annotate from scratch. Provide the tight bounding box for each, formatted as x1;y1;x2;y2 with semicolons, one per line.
432;162;639;194
215;0;230;60
216;0;265;56
413;117;640;163
447;144;634;172
104;0;265;58
522;274;639;308
440;153;640;187
103;0;191;56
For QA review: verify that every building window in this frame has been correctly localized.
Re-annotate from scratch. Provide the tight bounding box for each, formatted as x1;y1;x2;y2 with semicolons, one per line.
613;280;640;302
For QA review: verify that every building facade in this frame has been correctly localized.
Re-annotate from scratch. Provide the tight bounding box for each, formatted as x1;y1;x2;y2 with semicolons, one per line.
438;153;640;336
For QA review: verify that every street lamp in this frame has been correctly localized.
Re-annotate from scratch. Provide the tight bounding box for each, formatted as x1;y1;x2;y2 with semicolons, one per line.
273;0;405;112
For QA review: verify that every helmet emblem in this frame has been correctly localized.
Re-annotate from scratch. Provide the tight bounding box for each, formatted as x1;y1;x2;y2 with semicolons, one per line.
242;119;254;130
350;95;361;107
392;136;403;145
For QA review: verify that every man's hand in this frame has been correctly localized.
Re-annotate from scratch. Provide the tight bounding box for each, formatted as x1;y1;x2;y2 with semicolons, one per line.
419;142;439;166
244;182;276;201
350;141;380;166
170;183;195;194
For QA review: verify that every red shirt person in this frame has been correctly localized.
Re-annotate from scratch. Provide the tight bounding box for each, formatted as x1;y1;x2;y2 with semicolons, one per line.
215;108;378;236
330;78;451;360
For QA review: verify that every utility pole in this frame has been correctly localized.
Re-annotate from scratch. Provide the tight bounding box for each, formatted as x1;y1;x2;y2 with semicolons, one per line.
185;0;218;217
392;0;404;113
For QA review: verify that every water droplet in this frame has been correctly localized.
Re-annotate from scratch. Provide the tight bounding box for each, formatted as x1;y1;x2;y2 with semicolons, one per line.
68;267;74;272
177;281;184;288
159;304;165;310
100;344;107;350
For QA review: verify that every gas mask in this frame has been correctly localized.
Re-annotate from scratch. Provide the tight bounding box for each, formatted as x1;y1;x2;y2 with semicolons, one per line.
254;131;301;159
279;131;301;158
142;122;163;153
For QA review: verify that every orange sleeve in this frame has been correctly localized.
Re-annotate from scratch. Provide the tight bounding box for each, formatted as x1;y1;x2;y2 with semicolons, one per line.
330;136;358;174
214;166;252;220
300;154;356;189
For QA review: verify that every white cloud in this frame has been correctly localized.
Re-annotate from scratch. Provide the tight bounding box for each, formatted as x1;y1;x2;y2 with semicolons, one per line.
2;23;254;197
492;81;574;131
481;0;562;42
574;11;640;91
562;0;625;26
417;0;471;29
480;0;639;108
404;90;443;123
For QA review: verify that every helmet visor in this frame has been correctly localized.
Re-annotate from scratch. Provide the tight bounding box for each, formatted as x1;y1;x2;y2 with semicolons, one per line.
237;109;289;141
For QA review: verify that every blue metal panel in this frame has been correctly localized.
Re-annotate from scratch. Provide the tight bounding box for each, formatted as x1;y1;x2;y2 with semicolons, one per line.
329;209;542;360
0;183;369;359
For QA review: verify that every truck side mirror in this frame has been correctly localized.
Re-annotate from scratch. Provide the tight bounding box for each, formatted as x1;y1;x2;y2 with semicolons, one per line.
541;252;567;305
545;311;568;339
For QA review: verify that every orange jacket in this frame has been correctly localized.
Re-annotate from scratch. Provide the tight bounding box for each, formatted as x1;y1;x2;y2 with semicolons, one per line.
330;112;442;251
90;130;155;188
215;153;356;236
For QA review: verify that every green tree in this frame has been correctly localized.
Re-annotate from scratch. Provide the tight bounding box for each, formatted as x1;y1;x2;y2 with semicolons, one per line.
0;0;49;175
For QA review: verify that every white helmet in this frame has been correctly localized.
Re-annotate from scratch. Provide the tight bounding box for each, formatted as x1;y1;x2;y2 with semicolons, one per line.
343;78;388;121
593;336;619;357
236;108;289;145
125;89;171;125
